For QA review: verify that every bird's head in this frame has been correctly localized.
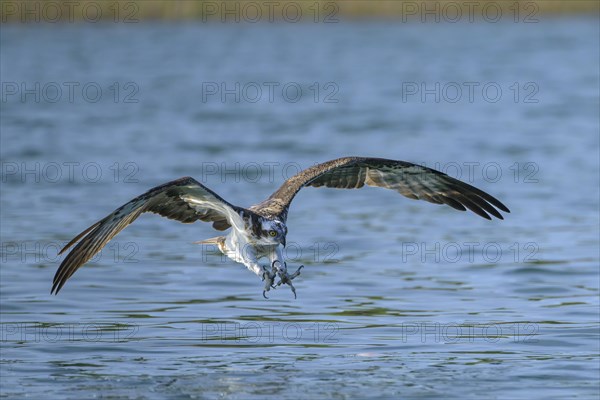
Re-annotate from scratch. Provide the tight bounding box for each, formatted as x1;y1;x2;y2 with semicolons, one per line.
260;219;287;247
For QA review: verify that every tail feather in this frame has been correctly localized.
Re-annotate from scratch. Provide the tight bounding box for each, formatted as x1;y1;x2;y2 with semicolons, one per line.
193;236;226;254
193;236;225;245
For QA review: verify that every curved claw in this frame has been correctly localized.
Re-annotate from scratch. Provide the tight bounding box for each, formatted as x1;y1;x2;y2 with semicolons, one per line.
290;265;304;279
272;260;286;273
261;263;303;299
272;265;304;299
262;266;277;300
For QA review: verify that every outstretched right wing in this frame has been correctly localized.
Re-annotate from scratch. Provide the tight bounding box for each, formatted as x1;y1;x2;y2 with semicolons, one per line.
52;177;243;294
253;157;510;221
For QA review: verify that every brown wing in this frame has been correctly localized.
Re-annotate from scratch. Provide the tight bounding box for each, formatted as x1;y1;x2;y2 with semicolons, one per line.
252;157;510;221
52;177;243;294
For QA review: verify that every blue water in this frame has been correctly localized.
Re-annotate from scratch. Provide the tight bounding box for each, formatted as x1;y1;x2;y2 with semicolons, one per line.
1;18;599;399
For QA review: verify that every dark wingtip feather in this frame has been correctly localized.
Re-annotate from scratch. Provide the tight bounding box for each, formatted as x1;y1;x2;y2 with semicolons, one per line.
454;194;492;220
441;196;467;212
51;268;72;295
446;180;509;220
51;271;64;295
488;198;510;213
479;212;492;220
464;184;510;214
58;221;101;255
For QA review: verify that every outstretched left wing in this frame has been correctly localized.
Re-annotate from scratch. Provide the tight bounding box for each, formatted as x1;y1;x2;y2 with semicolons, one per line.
52;177;243;294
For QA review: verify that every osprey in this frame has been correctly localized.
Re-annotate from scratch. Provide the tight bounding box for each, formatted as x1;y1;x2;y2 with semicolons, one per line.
52;157;510;298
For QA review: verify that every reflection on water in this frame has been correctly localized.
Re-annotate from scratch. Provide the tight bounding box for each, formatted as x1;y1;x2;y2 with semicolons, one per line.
1;19;599;399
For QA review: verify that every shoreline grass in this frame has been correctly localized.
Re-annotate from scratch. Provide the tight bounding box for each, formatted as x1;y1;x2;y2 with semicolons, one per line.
1;0;598;23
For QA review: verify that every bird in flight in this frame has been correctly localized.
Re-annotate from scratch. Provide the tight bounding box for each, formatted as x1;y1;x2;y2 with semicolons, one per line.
52;157;510;298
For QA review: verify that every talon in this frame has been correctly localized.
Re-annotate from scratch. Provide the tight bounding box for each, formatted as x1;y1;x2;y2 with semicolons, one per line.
262;266;276;299
273;264;303;299
261;262;303;299
290;265;304;279
271;260;283;272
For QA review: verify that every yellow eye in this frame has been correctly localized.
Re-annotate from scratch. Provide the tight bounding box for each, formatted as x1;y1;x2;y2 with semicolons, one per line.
269;230;277;237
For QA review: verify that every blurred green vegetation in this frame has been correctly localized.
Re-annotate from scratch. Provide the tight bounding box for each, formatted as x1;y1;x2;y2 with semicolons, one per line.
1;0;598;23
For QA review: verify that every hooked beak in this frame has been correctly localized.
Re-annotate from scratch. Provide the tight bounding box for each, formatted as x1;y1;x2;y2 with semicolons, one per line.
281;237;286;248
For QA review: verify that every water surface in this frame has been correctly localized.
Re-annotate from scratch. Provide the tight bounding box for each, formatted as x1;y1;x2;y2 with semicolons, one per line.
1;19;599;399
